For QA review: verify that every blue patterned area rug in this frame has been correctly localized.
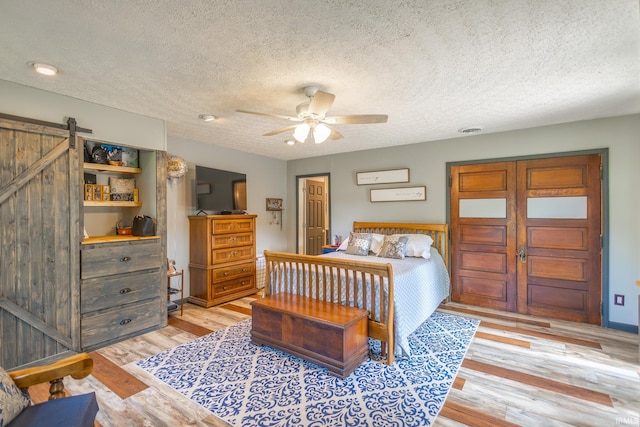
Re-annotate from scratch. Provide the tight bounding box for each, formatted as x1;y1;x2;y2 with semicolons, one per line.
137;311;479;426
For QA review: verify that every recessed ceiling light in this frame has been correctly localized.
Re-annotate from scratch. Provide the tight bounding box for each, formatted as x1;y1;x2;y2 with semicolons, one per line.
198;114;217;122
30;62;59;76
458;126;484;134
285;139;295;145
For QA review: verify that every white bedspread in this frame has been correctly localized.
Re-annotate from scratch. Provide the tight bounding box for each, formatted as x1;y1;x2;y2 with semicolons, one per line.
321;247;450;357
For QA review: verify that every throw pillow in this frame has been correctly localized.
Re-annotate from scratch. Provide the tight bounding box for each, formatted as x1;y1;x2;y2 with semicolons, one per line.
0;366;30;426
344;232;372;256
377;235;408;259
393;234;434;259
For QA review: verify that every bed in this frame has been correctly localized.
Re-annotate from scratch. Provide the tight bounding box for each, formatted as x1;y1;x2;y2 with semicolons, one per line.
263;221;450;364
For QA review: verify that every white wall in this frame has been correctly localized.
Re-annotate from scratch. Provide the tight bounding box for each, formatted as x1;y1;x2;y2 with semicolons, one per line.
286;114;640;327
165;137;287;297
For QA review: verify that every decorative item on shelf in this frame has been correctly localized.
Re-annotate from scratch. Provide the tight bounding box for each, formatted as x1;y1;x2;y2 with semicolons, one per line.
167;155;188;181
115;220;133;235
84;184;111;202
133;215;156;236
109;177;136;201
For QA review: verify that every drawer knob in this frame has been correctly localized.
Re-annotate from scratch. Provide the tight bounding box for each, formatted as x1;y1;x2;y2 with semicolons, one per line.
223;272;229;276
242;268;248;272
120;256;131;262
120;318;132;325
223;286;228;291
232;251;237;256
119;288;132;294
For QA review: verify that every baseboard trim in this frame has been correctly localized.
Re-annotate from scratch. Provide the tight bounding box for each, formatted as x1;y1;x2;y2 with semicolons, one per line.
608;321;638;334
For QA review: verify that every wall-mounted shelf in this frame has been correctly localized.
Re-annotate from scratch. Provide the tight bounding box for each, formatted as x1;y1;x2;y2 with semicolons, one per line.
84;201;142;207
84;163;141;174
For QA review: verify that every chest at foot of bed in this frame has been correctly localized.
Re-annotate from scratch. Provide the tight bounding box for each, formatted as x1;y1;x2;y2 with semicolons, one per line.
250;293;369;378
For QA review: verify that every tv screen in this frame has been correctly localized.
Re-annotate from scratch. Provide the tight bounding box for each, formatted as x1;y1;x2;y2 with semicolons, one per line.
195;165;247;213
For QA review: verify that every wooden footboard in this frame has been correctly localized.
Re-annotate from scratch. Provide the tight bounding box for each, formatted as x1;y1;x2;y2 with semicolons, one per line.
263;250;396;365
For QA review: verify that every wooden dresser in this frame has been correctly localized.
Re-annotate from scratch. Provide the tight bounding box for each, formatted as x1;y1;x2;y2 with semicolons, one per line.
188;214;258;307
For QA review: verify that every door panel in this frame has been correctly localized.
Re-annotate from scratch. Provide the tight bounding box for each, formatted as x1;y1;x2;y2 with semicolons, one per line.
305;179;325;255
451;162;517;311
516;155;601;323
451;154;602;324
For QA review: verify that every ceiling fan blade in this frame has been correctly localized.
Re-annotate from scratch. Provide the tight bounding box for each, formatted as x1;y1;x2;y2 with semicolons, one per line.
263;125;299;136
308;90;335;117
329;127;343;140
324;114;388;124
236;110;301;121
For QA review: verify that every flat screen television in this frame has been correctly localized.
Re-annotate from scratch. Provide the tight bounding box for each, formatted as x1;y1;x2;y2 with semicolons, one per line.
195;165;247;214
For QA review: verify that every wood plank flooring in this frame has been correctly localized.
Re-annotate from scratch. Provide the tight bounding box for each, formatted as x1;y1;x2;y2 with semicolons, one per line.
57;297;639;426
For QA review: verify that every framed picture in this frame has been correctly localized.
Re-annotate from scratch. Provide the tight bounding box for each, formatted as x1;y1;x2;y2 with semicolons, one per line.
370;186;426;202
266;198;283;211
356;168;409;185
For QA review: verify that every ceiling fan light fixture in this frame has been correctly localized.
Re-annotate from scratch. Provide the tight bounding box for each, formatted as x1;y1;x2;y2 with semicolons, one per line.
313;123;331;144
293;122;310;142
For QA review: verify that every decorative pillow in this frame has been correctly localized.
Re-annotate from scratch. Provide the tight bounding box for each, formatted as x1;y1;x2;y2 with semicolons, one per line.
344;232;372;256
0;366;30;426
377;235;408;259
394;234;434;259
369;233;385;255
336;238;349;251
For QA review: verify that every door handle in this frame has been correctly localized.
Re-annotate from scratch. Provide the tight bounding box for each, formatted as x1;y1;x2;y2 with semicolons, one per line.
517;245;527;262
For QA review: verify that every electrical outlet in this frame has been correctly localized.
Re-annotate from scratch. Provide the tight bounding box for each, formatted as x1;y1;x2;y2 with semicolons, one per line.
614;294;624;306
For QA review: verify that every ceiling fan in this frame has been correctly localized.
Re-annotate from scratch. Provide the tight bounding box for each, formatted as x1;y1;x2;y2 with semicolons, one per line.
237;86;388;144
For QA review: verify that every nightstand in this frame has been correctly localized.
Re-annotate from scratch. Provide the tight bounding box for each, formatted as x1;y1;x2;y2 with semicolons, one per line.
321;245;339;254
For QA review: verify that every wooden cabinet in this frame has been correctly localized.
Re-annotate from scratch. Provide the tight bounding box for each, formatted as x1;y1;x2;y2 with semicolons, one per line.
80;236;164;350
188;215;258;307
80;136;167;350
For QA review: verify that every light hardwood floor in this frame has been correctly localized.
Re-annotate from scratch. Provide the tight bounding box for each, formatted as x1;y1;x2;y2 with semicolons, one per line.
57;296;639;426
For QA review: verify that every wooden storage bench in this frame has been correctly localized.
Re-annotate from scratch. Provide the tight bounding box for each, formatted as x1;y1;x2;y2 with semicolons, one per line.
250;293;369;378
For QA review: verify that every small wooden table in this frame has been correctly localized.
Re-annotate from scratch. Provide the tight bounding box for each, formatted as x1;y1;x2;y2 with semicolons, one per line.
251;293;369;378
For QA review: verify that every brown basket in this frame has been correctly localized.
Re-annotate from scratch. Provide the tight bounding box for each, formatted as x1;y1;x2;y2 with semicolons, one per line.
116;220;133;235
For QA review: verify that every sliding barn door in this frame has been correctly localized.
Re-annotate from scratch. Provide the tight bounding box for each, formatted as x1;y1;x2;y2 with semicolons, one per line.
451;154;602;324
0;118;81;369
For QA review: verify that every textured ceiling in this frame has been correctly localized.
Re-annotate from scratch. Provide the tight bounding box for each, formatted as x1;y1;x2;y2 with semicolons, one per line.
0;0;638;160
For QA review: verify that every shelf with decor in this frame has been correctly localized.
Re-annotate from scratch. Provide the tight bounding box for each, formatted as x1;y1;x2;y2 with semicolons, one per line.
83;163;141;174
84;201;143;207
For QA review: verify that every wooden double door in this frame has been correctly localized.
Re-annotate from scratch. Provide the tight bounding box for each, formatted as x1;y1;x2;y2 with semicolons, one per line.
450;154;602;324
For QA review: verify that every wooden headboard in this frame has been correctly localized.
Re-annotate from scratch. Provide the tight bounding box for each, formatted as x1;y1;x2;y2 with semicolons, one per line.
351;222;449;268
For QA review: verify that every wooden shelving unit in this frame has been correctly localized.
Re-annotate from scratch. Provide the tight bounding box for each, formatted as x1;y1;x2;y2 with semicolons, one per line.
84;201;142;207
83;163;141;174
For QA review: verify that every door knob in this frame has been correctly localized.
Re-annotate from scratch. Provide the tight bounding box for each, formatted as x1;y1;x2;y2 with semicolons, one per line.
517;245;527;262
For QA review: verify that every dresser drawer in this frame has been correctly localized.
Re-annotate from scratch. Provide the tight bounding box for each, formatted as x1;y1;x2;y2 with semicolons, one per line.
81;239;162;279
81;298;162;348
212;275;255;298
81;269;160;313
212;218;255;234
212;245;255;264
212;232;253;249
211;261;255;283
